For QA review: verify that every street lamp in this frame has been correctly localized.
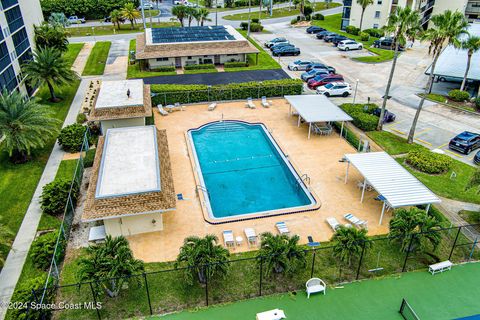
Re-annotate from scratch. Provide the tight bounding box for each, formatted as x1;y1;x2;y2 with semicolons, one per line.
140;0;147;30
247;0;252;37
353;79;359;103
215;0;218;26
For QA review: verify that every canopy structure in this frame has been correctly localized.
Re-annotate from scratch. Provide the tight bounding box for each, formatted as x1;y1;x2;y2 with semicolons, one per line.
285;95;353;139
344;152;441;225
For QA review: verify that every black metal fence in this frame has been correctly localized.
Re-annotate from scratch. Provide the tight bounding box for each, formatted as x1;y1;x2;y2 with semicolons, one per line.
28;223;480;320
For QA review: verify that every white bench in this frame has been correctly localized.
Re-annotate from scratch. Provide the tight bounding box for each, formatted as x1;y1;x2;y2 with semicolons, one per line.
428;260;453;275
256;309;286;320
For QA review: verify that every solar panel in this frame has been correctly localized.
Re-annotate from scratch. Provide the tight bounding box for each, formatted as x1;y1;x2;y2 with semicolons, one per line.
150;26;235;43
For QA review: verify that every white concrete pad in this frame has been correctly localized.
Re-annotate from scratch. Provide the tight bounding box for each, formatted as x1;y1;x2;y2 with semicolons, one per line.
96;79;144;109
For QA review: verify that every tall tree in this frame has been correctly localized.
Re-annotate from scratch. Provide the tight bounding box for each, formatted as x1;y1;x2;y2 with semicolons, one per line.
196;8;211;26
172;5;188;27
48;12;69;27
357;0;373;31
331;226;370;267
121;2;141;29
458;35;480;91
377;6;421;130
175;234;230;285
22;47;78;102
407;10;468;143
34;22;70;53
0;89;60;163
110;9;124;30
186;6;197;27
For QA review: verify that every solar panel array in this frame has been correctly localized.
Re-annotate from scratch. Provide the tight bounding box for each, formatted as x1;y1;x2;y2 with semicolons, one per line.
151;26;235;43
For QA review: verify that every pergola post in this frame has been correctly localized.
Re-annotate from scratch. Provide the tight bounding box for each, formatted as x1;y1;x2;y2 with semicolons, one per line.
379;202;386;225
297;115;301;127
360;179;367;203
426;203;431;213
340;121;344;138
308;122;311;139
289;104;291;116
344;161;350;184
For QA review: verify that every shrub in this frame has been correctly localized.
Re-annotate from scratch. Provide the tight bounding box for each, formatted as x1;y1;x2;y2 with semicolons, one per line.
30;231;64;270
41;178;79;216
363;28;384;38
250;22;264;32
150;79;303;105
345;25;360;35
475;97;480;110
448;89;470;102
305;14;311;21
251;18;260;24
303;5;313;16
8;275;53;320
76;113;87;124
224;61;248;68
41;0;137;20
359;32;370;41
84;148;96;168
58;123;87;153
406;149;453;174
151;65;175;72
240;21;249;30
184;63;216;70
340;103;379;131
291;18;298;25
312;13;324;20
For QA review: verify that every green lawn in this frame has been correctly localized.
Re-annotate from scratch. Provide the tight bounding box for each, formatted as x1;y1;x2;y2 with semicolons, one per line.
353;47;395;63
127;40;178;79
82;41;111;76
419;93;478;113
223;2;341;20
63;43;84;67
366;131;427;155
68;22;180;37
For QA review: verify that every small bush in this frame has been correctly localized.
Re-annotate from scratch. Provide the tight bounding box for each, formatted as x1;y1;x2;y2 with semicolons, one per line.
475;97;480;110
58;123;87;153
312;13;324;20
30;231;64;270
184;63;216;70
41;178;79;216
240;21;248;30
345;25;360;35
340;103;379;131
406;149;453;174
448;89;470;102
305;14;311;21
76;113;87;124
224;61;248;68
84;148;96;168
250;22;264;32
303;5;313;16
291;18;298;25
150;65;175;72
251;18;260;24
8;275;53;320
359;32;370;41
364;28;384;38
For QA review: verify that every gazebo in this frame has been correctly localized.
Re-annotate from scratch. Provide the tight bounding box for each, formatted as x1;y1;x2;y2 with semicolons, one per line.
285;95;353;139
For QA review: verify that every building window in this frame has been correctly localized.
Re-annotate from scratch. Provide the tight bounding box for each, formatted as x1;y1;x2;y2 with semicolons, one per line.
155;57;169;61
12;27;29;56
226;54;238;56
377;0;382;4
5;6;24;34
17;48;32;66
0;65;18;91
374;11;381;18
1;0;18;10
0;41;11;72
187;56;192;59
373;23;379;29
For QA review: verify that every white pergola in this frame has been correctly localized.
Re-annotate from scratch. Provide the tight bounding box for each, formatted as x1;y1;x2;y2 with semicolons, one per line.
285;95;353;139
344;152;441;225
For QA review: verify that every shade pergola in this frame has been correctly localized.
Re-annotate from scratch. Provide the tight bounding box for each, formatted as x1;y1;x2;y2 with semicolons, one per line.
344;152;441;225
285;95;353;139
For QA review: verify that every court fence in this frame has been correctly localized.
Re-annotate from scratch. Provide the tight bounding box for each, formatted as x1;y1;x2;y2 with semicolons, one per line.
399;298;421;320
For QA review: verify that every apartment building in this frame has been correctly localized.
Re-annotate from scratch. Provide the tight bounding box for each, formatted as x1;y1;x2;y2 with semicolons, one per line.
465;0;480;21
0;0;43;95
341;0;468;31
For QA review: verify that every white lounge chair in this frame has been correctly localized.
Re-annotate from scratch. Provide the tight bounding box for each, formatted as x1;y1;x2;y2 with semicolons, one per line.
174;102;184;111
244;228;258;247
208;102;217;111
246;97;256;109
275;221;289;235
344;213;368;229
223;230;235;247
157;104;169;116
326;217;341;231
306;278;326;298
261;96;270;108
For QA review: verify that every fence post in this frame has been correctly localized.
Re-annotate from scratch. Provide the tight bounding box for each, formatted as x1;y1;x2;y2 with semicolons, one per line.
355;241;366;280
310;250;316;278
402;234;415;272
143;273;153;316
448;226;462;261
259;256;263;296
205;265;209;306
89;282;101;320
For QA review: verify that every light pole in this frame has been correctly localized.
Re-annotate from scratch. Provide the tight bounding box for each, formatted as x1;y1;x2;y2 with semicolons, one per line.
270;0;273;17
353;79;359;103
215;0;218;25
247;0;252;37
140;0;147;29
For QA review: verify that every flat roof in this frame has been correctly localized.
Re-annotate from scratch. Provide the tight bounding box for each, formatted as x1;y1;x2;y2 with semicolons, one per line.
345;152;441;208
95;126;161;199
145;25;242;45
96;80;144;109
285;95;353;123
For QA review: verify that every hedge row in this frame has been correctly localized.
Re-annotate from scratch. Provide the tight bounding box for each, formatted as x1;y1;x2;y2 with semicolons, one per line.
151;79;303;105
224;61;248;68
406;149;453;174
339;103;379;132
184;64;216;70
151;66;176;72
40;0;138;20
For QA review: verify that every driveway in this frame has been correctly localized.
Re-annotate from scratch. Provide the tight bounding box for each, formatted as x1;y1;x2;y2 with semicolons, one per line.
141;69;290;85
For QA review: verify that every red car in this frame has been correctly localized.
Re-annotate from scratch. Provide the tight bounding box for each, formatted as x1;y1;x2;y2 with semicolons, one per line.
307;74;344;89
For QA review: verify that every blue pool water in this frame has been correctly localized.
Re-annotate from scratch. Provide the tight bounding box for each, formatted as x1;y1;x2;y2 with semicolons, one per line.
189;121;315;219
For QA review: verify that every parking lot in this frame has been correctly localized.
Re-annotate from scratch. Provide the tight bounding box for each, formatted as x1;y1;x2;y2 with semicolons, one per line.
251;24;480;166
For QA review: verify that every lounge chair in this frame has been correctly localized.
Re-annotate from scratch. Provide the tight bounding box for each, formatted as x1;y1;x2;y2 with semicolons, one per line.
157;104;169;116
326;217;341;231
275;221;289;235
174;102;184;111
246;97;256;109
208;102;217;111
244;228;257;247
307;235;320;247
306;278;326;298
223;230;235;247
261;96;270;108
344;213;368;229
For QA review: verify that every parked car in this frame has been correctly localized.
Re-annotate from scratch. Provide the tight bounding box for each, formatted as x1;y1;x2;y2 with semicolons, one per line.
331;35;350;46
373;37;405;50
67;15;86;24
305;63;335;74
307;74;344;89
186;2;199;7
270;42;294;51
372;108;396;123
265;37;288;48
449;131;480;154
300;69;330;81
474;150;480;165
272;46;300;56
316;82;352;97
288;60;313;71
338;40;363;51
138;2;154;9
316;31;335;39
306;26;325;34
324;33;339;42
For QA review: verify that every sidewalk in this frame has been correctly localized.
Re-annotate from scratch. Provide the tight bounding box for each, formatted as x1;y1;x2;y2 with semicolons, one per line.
71;42;94;75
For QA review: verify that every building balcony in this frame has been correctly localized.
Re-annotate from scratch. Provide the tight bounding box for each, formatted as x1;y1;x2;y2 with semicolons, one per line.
0;54;11;72
420;0;435;13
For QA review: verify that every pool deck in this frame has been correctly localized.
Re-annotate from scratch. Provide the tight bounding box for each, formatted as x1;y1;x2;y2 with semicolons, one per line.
127;98;390;262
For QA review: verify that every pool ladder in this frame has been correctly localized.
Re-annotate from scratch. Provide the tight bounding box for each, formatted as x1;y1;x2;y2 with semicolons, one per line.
196;185;211;201
298;174;311;186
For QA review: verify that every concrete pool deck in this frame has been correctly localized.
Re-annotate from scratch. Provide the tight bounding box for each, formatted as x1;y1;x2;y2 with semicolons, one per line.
127;98;390;262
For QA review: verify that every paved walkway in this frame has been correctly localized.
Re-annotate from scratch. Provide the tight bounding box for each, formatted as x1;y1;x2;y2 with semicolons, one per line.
103;39;130;80
71;42;94;75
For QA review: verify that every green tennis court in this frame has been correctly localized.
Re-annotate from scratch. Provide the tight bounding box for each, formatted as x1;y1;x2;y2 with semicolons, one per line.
153;262;480;320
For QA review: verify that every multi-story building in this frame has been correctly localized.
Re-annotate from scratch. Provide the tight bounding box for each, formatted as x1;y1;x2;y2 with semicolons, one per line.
341;0;468;31
465;0;480;22
0;0;43;95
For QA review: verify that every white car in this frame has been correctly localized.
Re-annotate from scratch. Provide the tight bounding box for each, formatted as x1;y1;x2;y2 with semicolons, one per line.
337;40;363;51
67;16;86;24
264;37;288;48
288;60;313;71
316;82;352;97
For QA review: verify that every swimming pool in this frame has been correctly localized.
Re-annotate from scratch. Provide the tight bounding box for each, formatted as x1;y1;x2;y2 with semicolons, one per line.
188;121;316;220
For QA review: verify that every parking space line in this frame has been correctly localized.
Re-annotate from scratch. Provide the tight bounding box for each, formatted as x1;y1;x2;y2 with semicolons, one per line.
414;138;432;146
414;128;432;136
391;128;406;135
437;142;449;149
385;120;405;128
444;149;464;158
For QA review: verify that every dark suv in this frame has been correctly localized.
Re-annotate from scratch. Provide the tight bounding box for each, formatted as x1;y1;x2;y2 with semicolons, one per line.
331;35;350;46
307;26;325;34
272;46;300;56
372;108;396;123
373;38;405;51
474;150;480;165
449;131;480;154
316;31;335;39
305;63;335;74
324;33;339;42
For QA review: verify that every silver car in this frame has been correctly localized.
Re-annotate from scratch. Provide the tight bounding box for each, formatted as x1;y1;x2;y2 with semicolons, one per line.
288;60;313;71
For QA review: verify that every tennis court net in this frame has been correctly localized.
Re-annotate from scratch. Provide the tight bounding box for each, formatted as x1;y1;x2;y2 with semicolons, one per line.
399;298;420;320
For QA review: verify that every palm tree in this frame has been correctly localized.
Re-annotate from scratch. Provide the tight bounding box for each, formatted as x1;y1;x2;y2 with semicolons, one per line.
196;8;211;26
458;35;480;91
0;89;60;163
175;234;230;285
110;9;123;30
34;22;70;53
121;2;141;29
78;236;144;298
357;0;373;31
0;221;13;266
172;5;188;27
377;6;421;131
185;6;197;27
257;232;306;276
22;47;78;102
331;226;370;267
407;10;468;143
